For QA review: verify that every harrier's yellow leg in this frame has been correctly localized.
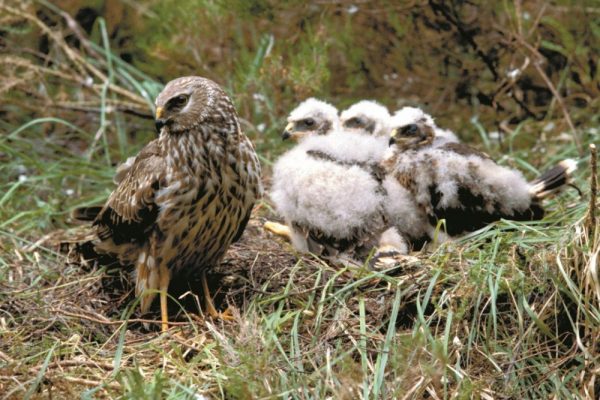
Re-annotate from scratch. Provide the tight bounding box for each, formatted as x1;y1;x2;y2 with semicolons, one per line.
201;270;234;321
159;264;171;332
263;221;292;240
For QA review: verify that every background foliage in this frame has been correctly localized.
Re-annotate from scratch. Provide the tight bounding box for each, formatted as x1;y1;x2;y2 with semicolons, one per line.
2;0;599;156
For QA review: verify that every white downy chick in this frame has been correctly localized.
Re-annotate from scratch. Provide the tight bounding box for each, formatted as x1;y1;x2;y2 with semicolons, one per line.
270;131;392;261
390;106;459;147
383;111;577;240
282;98;340;141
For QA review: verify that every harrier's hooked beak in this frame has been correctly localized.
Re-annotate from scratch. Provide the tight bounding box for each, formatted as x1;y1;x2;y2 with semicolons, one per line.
155;107;166;133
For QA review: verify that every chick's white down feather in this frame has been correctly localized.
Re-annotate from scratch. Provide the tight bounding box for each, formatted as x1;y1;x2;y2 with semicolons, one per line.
299;130;389;165
340;100;392;137
391;106;435;127
393;148;533;216
381;175;430;242
271;133;388;242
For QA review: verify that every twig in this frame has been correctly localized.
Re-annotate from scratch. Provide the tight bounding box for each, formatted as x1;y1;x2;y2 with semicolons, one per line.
59;376;120;390
0;351;15;363
49;102;153;119
56;8;103;60
588;144;597;237
52;309;189;326
43;360;114;371
3;359;115;373
1;5;148;106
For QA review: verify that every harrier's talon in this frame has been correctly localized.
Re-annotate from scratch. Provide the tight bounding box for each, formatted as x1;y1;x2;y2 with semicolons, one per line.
263;221;292;240
205;302;235;322
213;306;235;321
201;271;234;322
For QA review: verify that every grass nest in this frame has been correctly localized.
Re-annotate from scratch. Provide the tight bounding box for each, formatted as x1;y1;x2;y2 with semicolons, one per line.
2;201;599;398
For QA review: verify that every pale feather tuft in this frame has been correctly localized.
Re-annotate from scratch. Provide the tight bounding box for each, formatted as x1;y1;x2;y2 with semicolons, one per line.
390;106;436;129
340;100;392;137
288;98;340;130
559;159;578;174
529;159;577;199
298;130;388;165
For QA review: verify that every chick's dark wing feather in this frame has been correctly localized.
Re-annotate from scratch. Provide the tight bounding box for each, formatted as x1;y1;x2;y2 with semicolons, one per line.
427;144;542;235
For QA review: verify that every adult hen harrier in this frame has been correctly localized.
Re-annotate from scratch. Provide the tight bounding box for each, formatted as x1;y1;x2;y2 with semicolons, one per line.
79;76;262;331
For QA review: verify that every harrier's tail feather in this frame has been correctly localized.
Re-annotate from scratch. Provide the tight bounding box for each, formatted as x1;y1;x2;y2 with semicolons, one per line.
529;159;577;199
68;240;120;267
72;206;102;222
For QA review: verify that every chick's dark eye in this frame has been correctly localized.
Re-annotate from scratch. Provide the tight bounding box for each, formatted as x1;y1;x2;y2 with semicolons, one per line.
400;124;420;136
304;118;315;127
346;117;362;127
168;95;189;109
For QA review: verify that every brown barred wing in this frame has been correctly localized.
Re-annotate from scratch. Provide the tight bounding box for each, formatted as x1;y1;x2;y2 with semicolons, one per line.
94;141;165;247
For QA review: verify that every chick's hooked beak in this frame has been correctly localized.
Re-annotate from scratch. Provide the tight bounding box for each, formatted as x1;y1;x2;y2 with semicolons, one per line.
155;107;167;133
282;122;295;141
388;128;399;146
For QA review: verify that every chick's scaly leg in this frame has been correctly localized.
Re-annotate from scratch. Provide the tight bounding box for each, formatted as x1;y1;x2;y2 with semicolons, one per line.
263;221;292;240
201;270;233;321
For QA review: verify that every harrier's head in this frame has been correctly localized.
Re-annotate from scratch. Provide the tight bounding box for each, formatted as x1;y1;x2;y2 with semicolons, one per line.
340;100;391;137
388;107;436;150
154;76;237;135
282;98;339;141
